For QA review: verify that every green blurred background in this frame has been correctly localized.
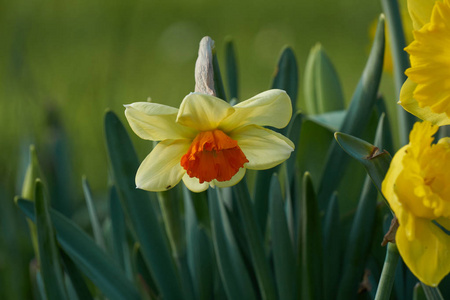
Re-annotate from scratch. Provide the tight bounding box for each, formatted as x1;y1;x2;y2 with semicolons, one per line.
1;0;392;298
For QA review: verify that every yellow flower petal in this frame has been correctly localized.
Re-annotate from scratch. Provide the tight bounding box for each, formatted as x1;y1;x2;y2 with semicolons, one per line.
125;102;197;141
182;173;209;193
407;0;440;30
382;144;408;216
396;217;450;286
220;89;292;131
213;167;246;188
176;93;235;131
229;125;294;170
136;139;190;191
399;79;450;125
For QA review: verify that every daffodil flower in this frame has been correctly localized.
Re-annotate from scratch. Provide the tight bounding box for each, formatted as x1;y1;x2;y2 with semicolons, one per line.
399;0;450;125
124;89;294;192
382;121;450;286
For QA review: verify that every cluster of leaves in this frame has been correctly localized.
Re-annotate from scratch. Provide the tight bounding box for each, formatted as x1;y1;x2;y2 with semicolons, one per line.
14;11;450;300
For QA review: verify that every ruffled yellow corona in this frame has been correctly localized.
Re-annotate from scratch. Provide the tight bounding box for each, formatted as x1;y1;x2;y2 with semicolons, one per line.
400;0;450;125
382;121;450;286
124;90;294;192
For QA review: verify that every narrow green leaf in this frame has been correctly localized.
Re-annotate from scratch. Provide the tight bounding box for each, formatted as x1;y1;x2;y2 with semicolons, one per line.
299;173;323;300
322;192;340;300
18;198;140;300
304;43;345;115
104;110;185;299
380;0;416;146
35;180;68;300
21;145;44;201
269;174;297;300
184;187;214;300
60;250;94;300
334;132;391;195
317;14;385;211
337;175;379;300
208;188;257;300
224;38;238;100
271;46;298;113
82;176;105;250
213;52;227;101
109;185;132;278
233;180;277;300
307;110;346;132
285;112;303;182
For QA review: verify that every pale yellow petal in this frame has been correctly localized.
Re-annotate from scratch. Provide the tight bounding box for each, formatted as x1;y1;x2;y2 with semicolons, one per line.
407;0;440;30
176;93;235;131
182;173;210;193
229;125;294;170
220;89;292;131
125;102;197;141
213;167;246;188
396;217;450;286
399;78;450;125
136;139;190;191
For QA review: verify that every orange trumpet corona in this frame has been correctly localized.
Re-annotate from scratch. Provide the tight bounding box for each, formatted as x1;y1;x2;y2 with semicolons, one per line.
180;129;249;183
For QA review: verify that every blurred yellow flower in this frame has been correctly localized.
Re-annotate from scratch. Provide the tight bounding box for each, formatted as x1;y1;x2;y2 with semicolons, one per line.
382;121;450;286
124;90;294;192
399;0;450;125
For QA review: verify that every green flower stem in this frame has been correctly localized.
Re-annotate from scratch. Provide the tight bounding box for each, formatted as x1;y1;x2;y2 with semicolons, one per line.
381;0;416;146
375;242;400;300
234;180;277;300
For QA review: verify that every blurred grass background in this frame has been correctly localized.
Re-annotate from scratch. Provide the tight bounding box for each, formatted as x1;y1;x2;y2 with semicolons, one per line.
1;0;392;298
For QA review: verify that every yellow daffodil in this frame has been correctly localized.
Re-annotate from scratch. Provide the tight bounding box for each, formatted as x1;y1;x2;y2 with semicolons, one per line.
382;121;450;286
399;0;450;125
124;89;294;192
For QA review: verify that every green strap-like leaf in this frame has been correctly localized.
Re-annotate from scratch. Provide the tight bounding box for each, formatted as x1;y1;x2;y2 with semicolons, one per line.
184;187;214;300
337;175;379;300
224;39;238;100
18;198;140;300
299;173;323;300
213;52;227;101
109;185;132;277
380;0;416;146
233;180;277;300
303;43;345;115
82;176;105;250
334;132;391;196
34;180;68;300
322;192;340;300
209;188;257;300
269;174;297;300
271;46;298;114
317;14;385;211
104;110;185;299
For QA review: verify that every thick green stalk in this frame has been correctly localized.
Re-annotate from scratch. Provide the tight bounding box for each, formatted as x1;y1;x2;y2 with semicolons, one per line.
375;242;400;300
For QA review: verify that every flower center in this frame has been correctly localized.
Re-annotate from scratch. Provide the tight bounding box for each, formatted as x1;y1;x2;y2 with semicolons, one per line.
180;129;248;183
